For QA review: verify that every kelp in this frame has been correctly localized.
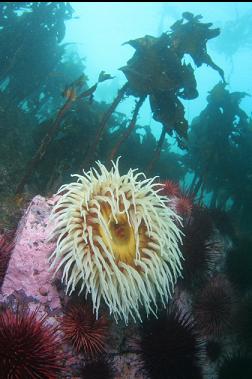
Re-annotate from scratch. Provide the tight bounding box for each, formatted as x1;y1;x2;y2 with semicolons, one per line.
15;72;113;194
185;81;252;233
0;7;224;207
116;12;225;172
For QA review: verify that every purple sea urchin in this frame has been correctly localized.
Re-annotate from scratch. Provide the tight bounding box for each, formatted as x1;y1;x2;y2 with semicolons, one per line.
179;206;218;288
193;276;234;336
139;306;204;379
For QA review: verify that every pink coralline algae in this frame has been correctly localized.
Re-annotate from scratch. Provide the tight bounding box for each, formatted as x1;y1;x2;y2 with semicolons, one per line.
0;195;61;309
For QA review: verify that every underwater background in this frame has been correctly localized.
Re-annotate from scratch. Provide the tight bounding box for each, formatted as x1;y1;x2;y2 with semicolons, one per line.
0;2;252;378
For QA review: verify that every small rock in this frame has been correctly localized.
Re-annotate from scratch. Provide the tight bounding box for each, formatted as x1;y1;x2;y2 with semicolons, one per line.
39;286;48;296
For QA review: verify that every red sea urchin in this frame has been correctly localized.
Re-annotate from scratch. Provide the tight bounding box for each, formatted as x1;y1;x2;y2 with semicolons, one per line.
173;196;193;218
0;306;62;378
62;301;109;358
160;180;181;198
139;306;204;379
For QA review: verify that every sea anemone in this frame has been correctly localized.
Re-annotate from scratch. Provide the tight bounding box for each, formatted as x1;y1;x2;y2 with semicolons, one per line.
62;300;109;357
0;306;62;378
139;306;204;379
49;159;183;323
80;356;114;379
218;353;252;379
193;276;234;336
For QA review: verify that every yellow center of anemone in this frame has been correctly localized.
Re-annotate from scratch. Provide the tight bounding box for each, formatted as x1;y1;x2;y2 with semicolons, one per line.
98;204;136;265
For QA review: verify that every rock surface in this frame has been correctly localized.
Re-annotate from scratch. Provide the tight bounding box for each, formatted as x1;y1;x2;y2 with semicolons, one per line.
1;195;60;309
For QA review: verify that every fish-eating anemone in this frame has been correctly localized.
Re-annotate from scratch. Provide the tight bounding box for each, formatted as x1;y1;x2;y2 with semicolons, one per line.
49;159;183;324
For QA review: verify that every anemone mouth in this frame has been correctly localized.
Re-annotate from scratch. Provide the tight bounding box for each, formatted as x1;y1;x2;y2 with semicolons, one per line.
110;218;131;243
98;203;152;267
99;203;136;264
49;159;183;323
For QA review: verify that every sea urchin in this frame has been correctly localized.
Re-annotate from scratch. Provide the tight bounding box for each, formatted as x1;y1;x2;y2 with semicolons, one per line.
62;300;109;358
49;159;183;324
160;180;181;198
179;206;217;288
173;196;193;218
139;306;204;379
0;306;62;378
193;276;234;336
